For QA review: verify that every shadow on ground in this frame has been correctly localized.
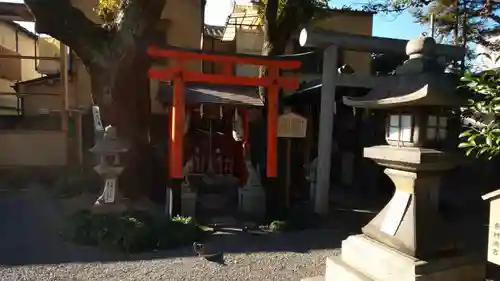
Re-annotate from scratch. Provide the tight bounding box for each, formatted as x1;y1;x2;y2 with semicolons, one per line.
0;185;491;270
0;186;376;266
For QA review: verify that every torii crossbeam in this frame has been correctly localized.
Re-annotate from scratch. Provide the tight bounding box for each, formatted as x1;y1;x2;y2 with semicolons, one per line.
147;46;301;179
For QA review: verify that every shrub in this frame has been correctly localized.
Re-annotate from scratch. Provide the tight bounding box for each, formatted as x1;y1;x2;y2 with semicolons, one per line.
67;210;207;253
269;220;289;232
268;207;322;232
53;169;101;198
285;208;322;231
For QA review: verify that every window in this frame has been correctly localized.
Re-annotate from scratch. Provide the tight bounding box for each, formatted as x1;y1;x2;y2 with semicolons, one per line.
426;116;447;141
387;114;413;143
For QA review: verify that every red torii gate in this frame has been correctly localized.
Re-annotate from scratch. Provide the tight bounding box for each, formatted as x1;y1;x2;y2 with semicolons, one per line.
147;46;301;179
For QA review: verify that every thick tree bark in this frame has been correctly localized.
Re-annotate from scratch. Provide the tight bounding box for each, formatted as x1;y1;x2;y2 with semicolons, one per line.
25;0;166;199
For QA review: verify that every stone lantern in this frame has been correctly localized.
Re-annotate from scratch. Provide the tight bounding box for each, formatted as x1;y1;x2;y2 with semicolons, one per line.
326;37;485;281
89;125;129;213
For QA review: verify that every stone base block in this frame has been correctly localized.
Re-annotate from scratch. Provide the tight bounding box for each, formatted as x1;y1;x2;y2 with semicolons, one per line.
301;276;325;281
323;235;485;281
91;202;127;214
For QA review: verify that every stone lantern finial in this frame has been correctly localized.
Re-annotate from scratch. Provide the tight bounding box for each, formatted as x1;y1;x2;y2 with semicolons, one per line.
406;37;436;59
103;125;117;140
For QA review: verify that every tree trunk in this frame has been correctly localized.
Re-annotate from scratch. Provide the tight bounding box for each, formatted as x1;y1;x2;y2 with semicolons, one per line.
25;0;166;201
90;48;157;200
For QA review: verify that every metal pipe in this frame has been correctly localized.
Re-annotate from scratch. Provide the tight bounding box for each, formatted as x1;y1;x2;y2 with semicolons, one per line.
60;43;69;133
430;14;435;38
0;54;60;60
0;92;59;96
299;28;466;61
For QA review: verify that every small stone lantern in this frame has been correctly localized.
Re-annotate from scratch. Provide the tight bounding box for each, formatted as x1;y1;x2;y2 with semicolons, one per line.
89;125;129;213
336;37;485;281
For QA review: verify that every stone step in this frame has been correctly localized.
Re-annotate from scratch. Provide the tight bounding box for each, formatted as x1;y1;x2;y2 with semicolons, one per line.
325;256;373;281
301;276;325;281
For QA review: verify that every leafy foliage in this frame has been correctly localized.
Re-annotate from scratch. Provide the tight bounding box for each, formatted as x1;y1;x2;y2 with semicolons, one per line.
268;206;322;232
67;210;207;253
256;0;330;102
269;220;289;232
413;0;500;51
95;0;121;24
459;70;500;158
364;0;499;52
53;169;101;198
256;0;330;25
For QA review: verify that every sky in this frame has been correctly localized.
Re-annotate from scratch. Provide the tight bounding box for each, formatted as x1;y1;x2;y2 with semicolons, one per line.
5;0;426;40
205;0;427;40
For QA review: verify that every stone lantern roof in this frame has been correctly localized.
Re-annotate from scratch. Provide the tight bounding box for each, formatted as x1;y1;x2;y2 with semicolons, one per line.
343;37;464;109
89;126;129;154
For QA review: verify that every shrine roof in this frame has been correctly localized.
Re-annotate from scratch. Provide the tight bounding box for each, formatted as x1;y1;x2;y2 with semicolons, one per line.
156;82;263;107
343;73;463;108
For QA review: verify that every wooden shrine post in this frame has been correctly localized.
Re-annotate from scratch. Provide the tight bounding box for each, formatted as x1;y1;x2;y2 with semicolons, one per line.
147;47;300;214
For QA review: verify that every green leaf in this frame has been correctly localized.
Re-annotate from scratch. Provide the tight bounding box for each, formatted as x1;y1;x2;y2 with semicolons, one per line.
465;147;475;156
458;142;473;148
480;147;490;155
459;130;473;138
487;135;493;146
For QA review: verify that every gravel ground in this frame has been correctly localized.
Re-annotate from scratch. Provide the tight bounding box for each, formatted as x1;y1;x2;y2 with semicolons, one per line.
0;247;340;281
2;185;493;281
0;186;355;281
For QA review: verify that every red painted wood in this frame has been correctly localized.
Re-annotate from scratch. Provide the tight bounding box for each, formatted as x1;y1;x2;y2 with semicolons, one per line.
147;46;301;179
170;62;186;178
148;47;301;69
149;69;299;90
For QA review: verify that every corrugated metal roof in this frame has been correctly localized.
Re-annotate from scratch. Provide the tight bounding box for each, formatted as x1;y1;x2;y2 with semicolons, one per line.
204;25;225;39
156;82;263;106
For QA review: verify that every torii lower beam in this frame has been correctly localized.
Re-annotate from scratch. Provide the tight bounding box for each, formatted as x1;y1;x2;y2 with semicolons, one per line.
147;46;301;179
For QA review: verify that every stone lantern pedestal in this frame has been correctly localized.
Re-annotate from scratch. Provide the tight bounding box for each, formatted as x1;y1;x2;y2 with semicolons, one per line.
319;147;484;281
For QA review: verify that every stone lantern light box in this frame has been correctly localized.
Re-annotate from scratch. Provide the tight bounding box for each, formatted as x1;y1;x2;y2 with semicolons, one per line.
386;109;450;147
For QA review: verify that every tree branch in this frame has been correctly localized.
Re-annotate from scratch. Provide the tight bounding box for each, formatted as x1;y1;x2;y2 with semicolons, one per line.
112;0;166;54
24;0;110;67
265;0;279;41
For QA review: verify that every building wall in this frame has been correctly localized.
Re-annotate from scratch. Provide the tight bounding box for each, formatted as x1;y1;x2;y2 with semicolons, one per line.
313;12;373;74
17;31;40;81
37;36;62;75
0;22;41;82
18;82;67;115
226;7;373;77
0;131;66;166
0;46;21;81
235;29;263;77
202;36;236;74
